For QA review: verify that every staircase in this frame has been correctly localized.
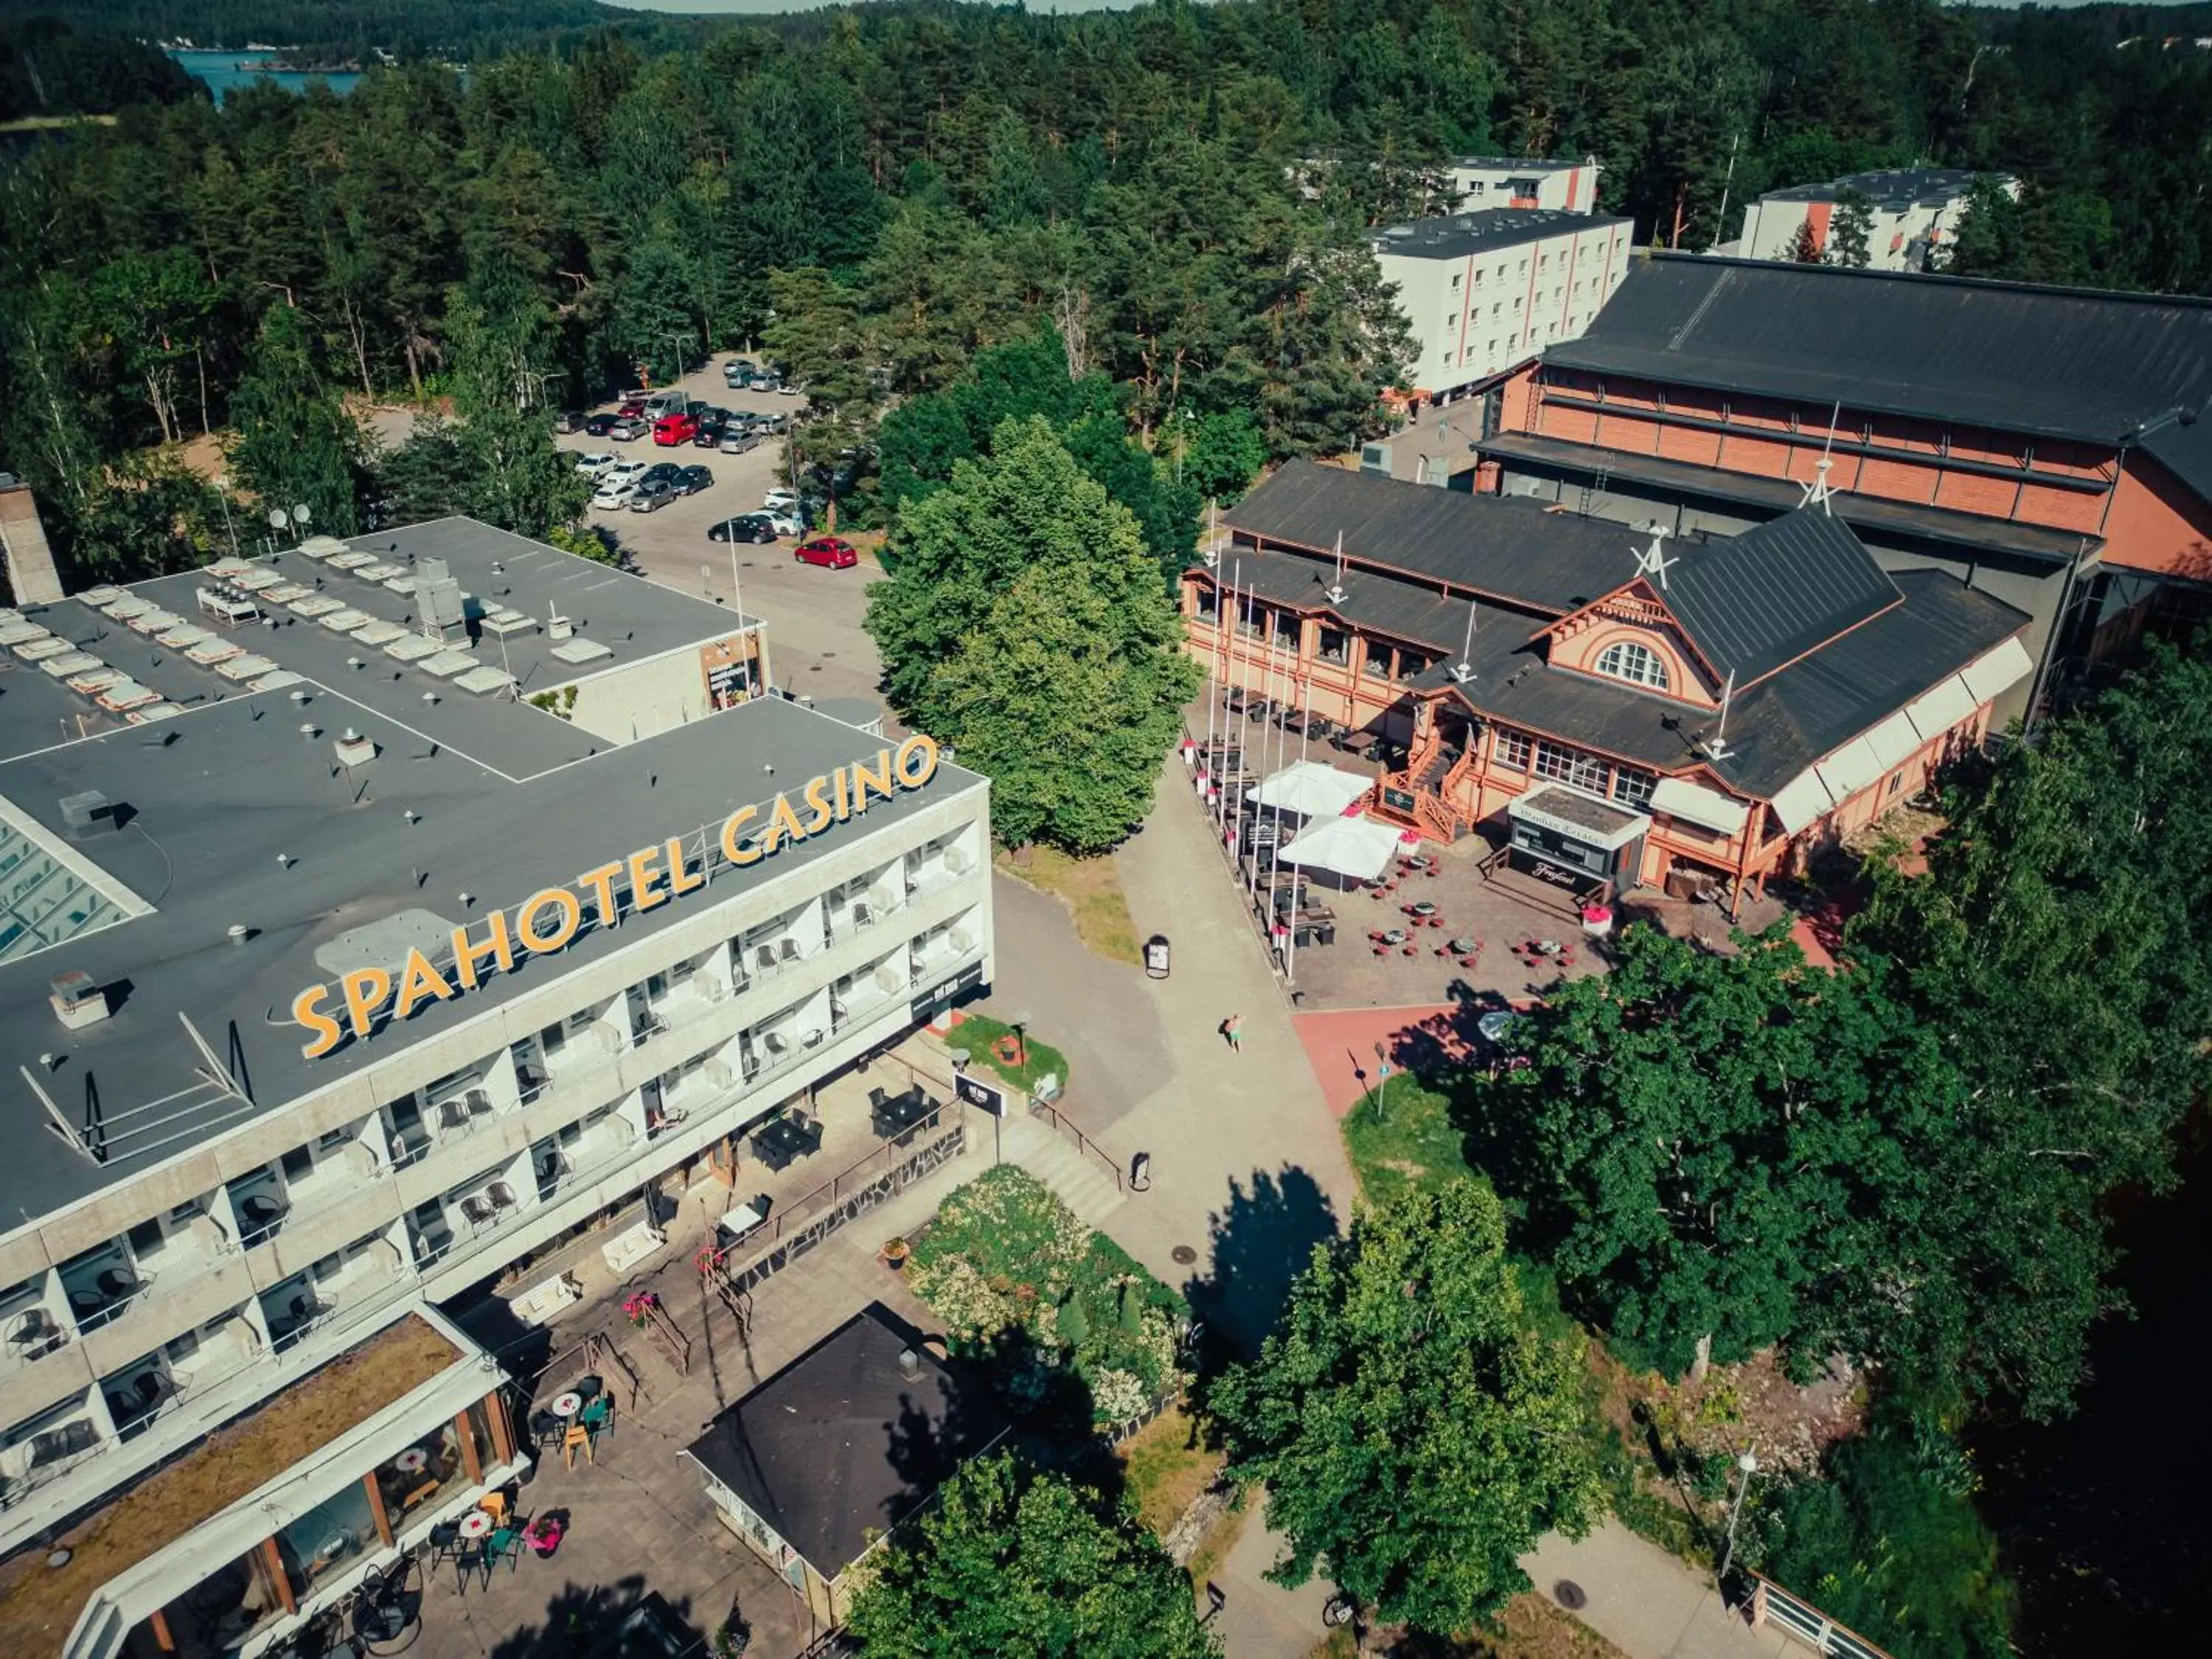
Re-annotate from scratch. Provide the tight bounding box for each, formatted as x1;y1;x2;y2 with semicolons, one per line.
1001;1113;1127;1227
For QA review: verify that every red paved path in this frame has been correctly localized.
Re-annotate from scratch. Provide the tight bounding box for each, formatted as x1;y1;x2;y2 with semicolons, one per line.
1293;1003;1474;1118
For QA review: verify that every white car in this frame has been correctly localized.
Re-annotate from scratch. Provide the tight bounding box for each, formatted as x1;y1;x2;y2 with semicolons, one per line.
574;451;619;477
762;489;799;512
761;510;804;538
604;460;648;486
591;478;641;509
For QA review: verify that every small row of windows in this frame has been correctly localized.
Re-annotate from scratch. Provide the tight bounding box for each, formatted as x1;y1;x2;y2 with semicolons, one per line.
1493;729;1655;807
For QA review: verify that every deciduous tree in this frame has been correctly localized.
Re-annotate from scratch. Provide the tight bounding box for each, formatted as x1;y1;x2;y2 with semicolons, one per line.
846;1451;1217;1659
1211;1181;1602;1634
226;302;369;535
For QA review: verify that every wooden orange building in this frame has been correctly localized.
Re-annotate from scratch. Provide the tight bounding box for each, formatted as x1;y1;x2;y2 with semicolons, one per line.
1186;463;2031;910
1472;254;2212;724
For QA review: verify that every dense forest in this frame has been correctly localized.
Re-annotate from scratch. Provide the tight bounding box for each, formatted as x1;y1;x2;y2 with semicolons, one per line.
3;0;2212;580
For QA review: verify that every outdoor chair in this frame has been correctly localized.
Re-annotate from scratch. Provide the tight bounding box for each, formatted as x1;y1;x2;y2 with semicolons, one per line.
580;1396;613;1440
574;1374;605;1403
453;1542;487;1591
562;1424;593;1469
487;1181;518;1211
529;1408;560;1452
459;1195;495;1228
486;1525;524;1571
425;1520;462;1570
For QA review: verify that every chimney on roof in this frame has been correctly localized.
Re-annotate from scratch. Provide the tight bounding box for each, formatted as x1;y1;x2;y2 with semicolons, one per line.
58;790;116;838
334;729;378;768
897;1346;922;1382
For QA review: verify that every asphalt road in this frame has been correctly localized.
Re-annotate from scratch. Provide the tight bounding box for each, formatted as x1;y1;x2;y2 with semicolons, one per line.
550;358;886;709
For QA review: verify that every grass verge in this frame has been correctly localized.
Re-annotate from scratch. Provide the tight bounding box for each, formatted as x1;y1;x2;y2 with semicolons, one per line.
997;844;1144;967
1119;1402;1225;1537
1340;1073;1476;1205
945;1011;1071;1094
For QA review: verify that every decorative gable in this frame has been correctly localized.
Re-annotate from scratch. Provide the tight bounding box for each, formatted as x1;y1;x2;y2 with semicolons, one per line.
1540;579;1724;709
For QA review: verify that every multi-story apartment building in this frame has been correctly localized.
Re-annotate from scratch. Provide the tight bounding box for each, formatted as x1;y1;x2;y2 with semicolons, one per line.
0;521;993;1658
1372;209;1634;408
1444;156;1602;215
1477;254;2212;723
1731;167;2011;271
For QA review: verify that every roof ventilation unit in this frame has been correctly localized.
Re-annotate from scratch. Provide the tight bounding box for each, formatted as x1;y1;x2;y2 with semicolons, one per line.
897;1347;923;1382
333;728;378;768
49;970;110;1031
417;557;470;643
58;790;116;838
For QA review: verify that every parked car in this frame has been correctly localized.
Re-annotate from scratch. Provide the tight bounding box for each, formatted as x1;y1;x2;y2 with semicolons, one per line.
653;411;698;445
574;451;619;477
709;513;776;544
583;412;616;437
757;412;790;436
674;465;714;495
752;369;784;394
610;414;650;442
640;461;682;484
616;398;647;417
629;479;678;512
554;409;585;434
762;487;800;512
605;459;649;485
793;535;858;570
592;477;641;509
717;428;760;456
723;360;754;387
776;378;801;397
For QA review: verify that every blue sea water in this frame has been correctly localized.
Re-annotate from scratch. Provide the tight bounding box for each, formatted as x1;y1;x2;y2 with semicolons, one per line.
167;49;364;107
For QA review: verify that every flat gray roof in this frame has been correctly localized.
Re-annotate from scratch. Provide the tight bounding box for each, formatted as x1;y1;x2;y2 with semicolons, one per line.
1452;156;1585;173
0;691;984;1228
1373;208;1630;262
2;518;757;778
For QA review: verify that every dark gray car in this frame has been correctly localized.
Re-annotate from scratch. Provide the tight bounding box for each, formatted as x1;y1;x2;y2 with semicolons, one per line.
628;479;678;512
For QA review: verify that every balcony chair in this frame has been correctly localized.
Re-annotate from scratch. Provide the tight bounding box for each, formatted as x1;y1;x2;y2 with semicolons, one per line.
459;1194;496;1228
487;1181;518;1212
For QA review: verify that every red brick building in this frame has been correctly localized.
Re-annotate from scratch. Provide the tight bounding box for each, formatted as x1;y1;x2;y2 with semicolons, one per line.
1186;464;2030;909
1472;255;2212;723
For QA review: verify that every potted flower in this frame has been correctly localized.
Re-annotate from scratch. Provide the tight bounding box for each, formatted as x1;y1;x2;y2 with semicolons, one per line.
880;1237;911;1271
622;1290;659;1329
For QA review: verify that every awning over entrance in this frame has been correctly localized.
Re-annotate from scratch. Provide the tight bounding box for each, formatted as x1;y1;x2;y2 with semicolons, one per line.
1506;785;1648;852
1649;776;1750;837
1254;760;1374;818
1279;815;1405;882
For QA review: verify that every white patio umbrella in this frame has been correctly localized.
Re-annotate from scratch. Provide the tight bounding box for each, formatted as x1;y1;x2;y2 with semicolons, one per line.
1253;759;1373;818
1278;815;1404;883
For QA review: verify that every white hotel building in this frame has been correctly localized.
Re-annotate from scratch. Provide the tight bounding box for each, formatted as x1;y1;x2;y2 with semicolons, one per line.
0;521;992;1657
1371;207;1635;410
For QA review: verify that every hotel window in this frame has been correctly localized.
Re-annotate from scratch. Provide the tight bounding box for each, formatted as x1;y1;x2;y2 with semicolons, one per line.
1397;652;1431;680
1194;585;1218;619
1495;730;1532;770
1318;627;1348;664
1534;739;1611;796
1594;639;1669;689
1450;272;1461;291
1360;641;1393;679
1613;767;1656;808
1237;597;1267;638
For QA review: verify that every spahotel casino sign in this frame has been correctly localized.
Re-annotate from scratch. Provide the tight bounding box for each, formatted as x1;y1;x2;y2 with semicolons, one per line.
291;736;943;1059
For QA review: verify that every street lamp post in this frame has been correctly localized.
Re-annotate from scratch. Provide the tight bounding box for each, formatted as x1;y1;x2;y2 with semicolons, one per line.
666;333;695;406
1717;1450;1759;1590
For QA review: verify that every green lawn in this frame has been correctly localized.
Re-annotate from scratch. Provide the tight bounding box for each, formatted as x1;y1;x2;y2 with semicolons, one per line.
946;1012;1071;1095
1339;1074;1477;1206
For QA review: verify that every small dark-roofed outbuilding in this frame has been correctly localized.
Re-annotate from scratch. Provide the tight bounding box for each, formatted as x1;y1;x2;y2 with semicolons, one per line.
683;1309;1009;1627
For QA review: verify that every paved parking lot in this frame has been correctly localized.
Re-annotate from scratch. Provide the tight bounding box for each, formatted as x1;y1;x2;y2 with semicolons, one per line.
551;361;885;708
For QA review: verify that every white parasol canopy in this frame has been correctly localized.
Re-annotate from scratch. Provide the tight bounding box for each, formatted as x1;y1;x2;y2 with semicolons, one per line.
1253;760;1373;818
1278;815;1404;882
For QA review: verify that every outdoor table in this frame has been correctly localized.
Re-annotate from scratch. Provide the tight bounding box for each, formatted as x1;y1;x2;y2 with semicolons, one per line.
1477;1010;1518;1046
1405;900;1438;918
550;1391;584;1419
753;1117;819;1169
1449;938;1479;956
717;1203;766;1248
458;1511;494;1541
394;1447;429;1473
873;1089;935;1136
1378;928;1408;945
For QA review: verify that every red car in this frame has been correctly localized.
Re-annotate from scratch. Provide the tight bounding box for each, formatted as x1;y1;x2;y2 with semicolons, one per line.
653;411;699;445
616;397;646;418
793;536;858;570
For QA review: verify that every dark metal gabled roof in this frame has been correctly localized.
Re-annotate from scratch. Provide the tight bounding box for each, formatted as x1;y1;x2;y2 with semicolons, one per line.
2140;414;2212;509
1545;255;2212;446
1225;461;1642;615
1658;509;1902;688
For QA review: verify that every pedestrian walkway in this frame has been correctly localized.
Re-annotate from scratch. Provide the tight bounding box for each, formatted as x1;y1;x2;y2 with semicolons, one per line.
1520;1522;1802;1659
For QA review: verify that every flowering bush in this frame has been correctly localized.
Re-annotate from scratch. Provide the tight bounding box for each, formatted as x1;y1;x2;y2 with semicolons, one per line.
622;1291;659;1329
908;1166;1186;1426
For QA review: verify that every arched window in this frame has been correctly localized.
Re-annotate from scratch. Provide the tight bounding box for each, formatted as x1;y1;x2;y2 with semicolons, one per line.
1595;639;1669;690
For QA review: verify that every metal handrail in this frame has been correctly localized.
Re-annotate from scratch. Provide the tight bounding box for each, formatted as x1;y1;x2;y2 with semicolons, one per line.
1026;1100;1124;1192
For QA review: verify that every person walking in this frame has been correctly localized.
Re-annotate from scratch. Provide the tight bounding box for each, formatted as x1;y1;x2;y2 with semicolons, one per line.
1221;1012;1244;1054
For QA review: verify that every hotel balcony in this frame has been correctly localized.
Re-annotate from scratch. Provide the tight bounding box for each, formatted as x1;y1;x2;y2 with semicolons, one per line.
100;1313;262;1444
0;1276;70;1378
0;1393;103;1508
260;1234;408;1354
58;1242;153;1336
226;1169;291;1252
